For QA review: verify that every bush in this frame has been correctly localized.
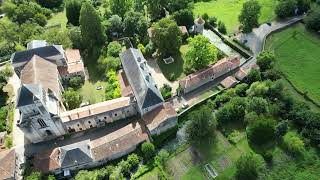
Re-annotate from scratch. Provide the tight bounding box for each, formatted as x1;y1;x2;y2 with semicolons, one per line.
107;41;122;57
218;21;227;34
67;76;84;89
247;117;276;145
160;84;172;100
127;153;140;169
208;16;218;27
141;142;155;161
283;132;305;155
236;153;265;180
262;151;273;163
154;150;169;167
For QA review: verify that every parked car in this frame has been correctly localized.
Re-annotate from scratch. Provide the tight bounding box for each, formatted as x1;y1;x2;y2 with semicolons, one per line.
96;86;103;90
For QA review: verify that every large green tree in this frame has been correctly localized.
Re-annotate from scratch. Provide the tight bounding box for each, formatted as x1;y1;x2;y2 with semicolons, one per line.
236;153;265;180
305;6;320;32
172;9;194;28
247;117;276;145
184;35;218;73
146;0;167;21
36;0;63;9
215;97;247;124
109;0;133;18
80;2;106;50
275;0;297;19
123;11;148;41
152;18;182;57
63;88;83;110
66;0;82;26
186;105;217;145
256;51;275;72
239;0;261;33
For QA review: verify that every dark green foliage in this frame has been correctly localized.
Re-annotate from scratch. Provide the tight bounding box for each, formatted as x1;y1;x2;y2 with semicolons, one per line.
262;68;281;81
80;2;106;49
172;9;194;28
186;105;217;144
216;97;247;124
160;84;172;100
123;11;148;41
141;142;155;161
246;97;268;115
0;107;8;132
275;0;297;19
208;16;218;28
63;88;83;110
154;150;169;166
109;0;133;18
146;0;167;21
36;0;63;9
297;0;311;14
256;51;275;72
305;6;320;32
275;120;289;137
118;160;131;175
218;21;227;34
39;28;72;48
239;0;261;33
245;69;262;84
236;153;265;180
25;171;42;180
105;15;123;35
107;41;122;57
67;76;84;90
69;26;84;49
127;153;140;169
234;83;249;97
247;117;276;145
66;0;82;26
152;18;182;57
167;0;192;13
214;89;237;108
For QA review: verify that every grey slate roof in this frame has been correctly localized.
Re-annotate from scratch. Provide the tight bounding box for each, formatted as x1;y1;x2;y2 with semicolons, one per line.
120;48;163;113
11;45;64;75
59;141;93;167
17;84;41;107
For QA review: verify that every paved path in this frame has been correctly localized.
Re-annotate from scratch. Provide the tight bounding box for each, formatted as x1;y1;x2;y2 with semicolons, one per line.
239;16;303;69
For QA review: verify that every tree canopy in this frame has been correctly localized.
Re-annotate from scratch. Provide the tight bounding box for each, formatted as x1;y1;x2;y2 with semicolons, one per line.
236;153;265;180
63;88;83;110
66;0;82;26
305;6;320;32
239;0;261;33
123;11;148;41
247;117;276;145
184;35;218;73
109;0;133;18
152;18;182;57
256;51;275;72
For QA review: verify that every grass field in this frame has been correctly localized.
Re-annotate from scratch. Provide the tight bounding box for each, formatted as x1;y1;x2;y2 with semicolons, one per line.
265;23;320;104
193;0;277;34
47;9;68;29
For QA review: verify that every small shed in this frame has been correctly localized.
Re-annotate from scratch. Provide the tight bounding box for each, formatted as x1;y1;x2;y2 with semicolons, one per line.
194;17;205;34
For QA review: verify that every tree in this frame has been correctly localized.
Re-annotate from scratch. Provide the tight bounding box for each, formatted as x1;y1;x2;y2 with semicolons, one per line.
141;142;155;161
301;112;320;145
297;0;311;14
184;35;218;73
107;41;122;57
247;117;276;145
80;2;106;49
239;0;261;33
152;18;182;57
146;0;167;21
154;150;169;166
109;0;133;18
69;26;84;49
36;0;63;9
256;51;275;72
275;0;297;19
105;70;121;100
246;97;268;115
19;22;45;45
235;83;249;97
63;88;83;110
166;0;192;13
40;28;72;48
123;11;148;41
218;21;227;34
134;0;145;12
68;76;84;89
236;153;265;180
283;132;305;154
105;15;123;35
216;97;247;124
66;0;82;26
245;69;262;84
25;171;42;180
127;153;140;169
117;160;131;175
172;9;194;28
305;6;320;32
160;84;172;100
275;120;289;137
186;105;217;144
98;56;121;72
0;107;8;132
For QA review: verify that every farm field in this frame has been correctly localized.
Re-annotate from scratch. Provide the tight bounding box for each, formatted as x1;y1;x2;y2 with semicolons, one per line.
193;0;277;34
265;23;320;105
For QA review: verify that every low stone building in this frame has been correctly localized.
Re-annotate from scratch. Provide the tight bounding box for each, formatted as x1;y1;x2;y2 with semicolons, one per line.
179;57;241;94
220;76;239;88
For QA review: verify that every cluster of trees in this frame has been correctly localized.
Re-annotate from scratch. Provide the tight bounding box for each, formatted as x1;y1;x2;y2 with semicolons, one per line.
239;0;261;33
105;70;121;100
305;5;320;32
0;66;13;133
275;0;311;19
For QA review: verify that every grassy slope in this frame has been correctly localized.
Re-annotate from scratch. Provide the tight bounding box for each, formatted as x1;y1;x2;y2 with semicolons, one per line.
47;8;68;29
193;0;277;34
265;23;320;104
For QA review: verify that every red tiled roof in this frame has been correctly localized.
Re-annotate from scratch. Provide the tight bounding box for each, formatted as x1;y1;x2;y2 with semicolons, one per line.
0;149;15;180
179;57;240;90
220;76;239;88
65;49;81;64
142;103;177;132
235;68;248;80
90;122;148;161
33;148;61;173
118;70;133;97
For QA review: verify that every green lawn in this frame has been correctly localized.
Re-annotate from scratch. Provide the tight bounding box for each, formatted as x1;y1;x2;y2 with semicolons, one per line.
80;81;107;104
265;23;320;105
47;9;68;29
157;44;188;81
193;0;277;34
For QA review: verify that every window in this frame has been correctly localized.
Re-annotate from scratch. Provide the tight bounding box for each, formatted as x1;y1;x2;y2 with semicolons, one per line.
79;128;83;131
114;113;117;117
77;124;80;127
37;119;47;128
88;121;91;124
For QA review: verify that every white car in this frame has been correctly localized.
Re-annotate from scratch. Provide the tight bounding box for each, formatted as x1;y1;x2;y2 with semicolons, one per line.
96;86;103;90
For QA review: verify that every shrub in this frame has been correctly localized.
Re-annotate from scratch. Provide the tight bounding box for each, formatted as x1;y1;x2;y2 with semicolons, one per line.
141;142;155;161
262;151;273;163
127;153;140;169
247;117;276;145
67;76;84;89
154;150;169;167
236;153;265;180
107;41;122;57
283;132;305;155
218;21;227;34
160;84;172;100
